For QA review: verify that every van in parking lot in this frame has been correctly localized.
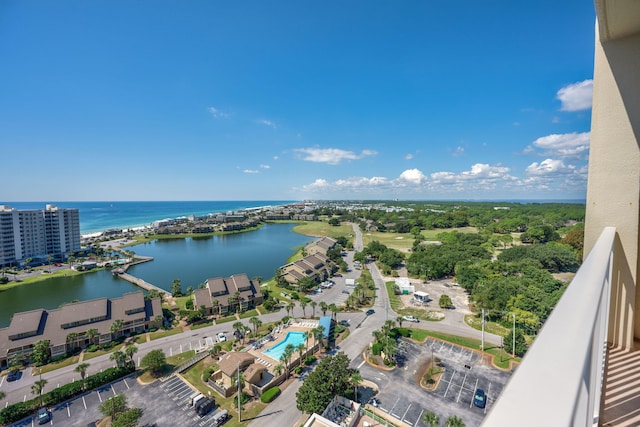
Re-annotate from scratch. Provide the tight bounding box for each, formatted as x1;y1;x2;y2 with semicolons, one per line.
190;393;205;407
211;409;229;425
195;398;216;416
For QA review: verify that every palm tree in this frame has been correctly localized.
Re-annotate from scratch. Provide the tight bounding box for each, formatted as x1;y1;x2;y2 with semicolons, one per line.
310;301;317;318
296;343;306;364
66;332;79;352
124;344;138;367
74;363;90;391
446;415;465;427
319;301;328;317
280;344;295;380
212;299;220;316
249;316;262;336
110;350;126;367
110;319;124;339
423;411;440;427
300;300;308;318
329;303;338;321
86;328;99;346
314;325;325;349
273;363;285;377
397;316;404;328
31;378;48;407
302;331;310;352
233;321;245;341
285;302;295;317
350;371;363;402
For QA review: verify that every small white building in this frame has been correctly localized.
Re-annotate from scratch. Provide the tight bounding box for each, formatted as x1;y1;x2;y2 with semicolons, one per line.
414;291;429;303
396;277;415;295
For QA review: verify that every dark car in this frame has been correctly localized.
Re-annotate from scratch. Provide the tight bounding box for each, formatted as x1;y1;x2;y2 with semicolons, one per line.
365;309;375;316
37;408;51;424
7;369;21;382
334;273;343;277
473;388;486;408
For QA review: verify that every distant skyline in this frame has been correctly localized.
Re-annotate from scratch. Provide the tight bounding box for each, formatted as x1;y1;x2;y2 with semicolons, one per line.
0;1;595;202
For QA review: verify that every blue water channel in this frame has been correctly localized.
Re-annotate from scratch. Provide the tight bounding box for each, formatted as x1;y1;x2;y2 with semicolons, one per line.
0;223;314;327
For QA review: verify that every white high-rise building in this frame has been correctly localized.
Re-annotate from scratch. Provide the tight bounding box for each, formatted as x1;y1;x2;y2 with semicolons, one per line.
0;204;80;267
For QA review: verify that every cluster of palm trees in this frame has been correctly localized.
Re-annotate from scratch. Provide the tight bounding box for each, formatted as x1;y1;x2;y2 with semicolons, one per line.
273;325;326;380
422;411;466;427
66;328;100;353
283;300;340;320
371;320;399;365
109;343;138;368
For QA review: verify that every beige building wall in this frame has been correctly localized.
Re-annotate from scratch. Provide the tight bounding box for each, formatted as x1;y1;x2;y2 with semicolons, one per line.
584;10;640;349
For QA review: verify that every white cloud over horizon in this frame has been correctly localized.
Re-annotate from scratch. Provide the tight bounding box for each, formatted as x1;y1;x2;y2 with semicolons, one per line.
207;106;230;119
557;80;593;112
294;147;377;165
528;132;590;158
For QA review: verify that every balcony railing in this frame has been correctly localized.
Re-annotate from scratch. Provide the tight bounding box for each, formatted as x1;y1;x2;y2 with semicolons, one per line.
483;227;615;427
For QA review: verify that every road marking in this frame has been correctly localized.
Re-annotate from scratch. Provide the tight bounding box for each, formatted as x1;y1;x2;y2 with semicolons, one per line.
82;396;87;409
457;373;467;402
111;384;117;395
0;376;4;387
443;371;455;398
402;403;412;421
124;379;130;389
97;390;103;402
470;378;479;408
357;360;365;369
417;409;424;426
23;394;27;402
67;402;70;417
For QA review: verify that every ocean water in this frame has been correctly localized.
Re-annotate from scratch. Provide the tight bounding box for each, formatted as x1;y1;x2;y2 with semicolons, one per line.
0;201;297;234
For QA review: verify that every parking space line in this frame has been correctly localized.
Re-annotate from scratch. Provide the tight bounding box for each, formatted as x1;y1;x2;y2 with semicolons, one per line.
67;402;71;417
443;371;455;398
111;384;117;396
456;373;467;402
82;395;87;409
401;403;412;423
470;378;479;408
417;409;424;426
124;378;130;389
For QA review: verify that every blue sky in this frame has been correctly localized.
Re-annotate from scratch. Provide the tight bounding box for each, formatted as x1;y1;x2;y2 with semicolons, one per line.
0;1;595;202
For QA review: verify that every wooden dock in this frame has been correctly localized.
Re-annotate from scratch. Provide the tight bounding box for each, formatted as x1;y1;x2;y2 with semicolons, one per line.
113;257;170;296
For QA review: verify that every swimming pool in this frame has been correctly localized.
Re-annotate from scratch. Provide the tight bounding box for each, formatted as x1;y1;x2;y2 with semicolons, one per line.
262;331;307;361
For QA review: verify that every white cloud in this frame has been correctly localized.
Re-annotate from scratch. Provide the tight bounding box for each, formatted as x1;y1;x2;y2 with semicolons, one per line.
525;159;572;176
257;119;277;129
453;146;464;157
529;132;590;158
207;106;230;119
294;147;377;165
260;164;270;169
557;79;593;111
405;153;414;160
398;169;426;184
242;169;259;174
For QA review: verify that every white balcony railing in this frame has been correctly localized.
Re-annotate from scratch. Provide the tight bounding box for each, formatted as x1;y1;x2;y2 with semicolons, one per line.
483;227;615;427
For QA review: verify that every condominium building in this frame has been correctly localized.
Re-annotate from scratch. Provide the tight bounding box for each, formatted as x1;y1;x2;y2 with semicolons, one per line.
0;204;81;267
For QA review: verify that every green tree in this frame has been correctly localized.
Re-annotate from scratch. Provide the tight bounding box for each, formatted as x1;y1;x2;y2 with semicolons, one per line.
310;300;317;318
124;344;138;368
233;321;245;342
423;411;440;427
446;415;465;427
110;350;126;367
111;319;124;339
74;362;90;391
350;371;363;401
31;340;51;366
296;353;354;414
249;316;262;336
300;299;308;317
296;342;306;364
141;349;166;375
31;378;48;407
319;301;328;316
86;328;99;345
99;393;129;421
439;294;453;308
286;302;295;317
171;279;182;297
273;363;284;377
111;408;143;427
504;328;529;357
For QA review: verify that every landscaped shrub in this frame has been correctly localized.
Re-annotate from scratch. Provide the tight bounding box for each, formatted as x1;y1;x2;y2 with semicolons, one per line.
294;366;303;375
202;367;215;382
260;386;281;403
395;327;412;337
372;343;383;355
304;356;316;366
86;344;99;352
290;292;300;300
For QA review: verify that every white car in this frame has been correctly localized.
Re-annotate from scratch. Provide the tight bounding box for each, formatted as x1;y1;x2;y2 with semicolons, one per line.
217;332;227;342
403;315;420;323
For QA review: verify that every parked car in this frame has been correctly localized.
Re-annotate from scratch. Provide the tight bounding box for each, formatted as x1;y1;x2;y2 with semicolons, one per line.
7;369;21;382
339;320;350;326
365;309;375;316
403;315;420;323
473;388;486;408
37;408;51;425
334;273;343;277
369;397;380;407
342;289;350;294
217;332;227;342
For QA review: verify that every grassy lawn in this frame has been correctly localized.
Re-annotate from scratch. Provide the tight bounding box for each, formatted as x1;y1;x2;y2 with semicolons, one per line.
216;315;238;324
191;319;214;330
149;327;184;341
181;358;267;426
239;309;258;319
361;227;479;250
408;328;519;370
83;342;126;361
37;355;80;374
0;267;95;291
173;296;192;311
464;314;511;336
292;221;353;240
166;349;196;366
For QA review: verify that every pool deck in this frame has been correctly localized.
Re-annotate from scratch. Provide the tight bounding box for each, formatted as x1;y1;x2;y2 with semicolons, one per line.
249;319;319;368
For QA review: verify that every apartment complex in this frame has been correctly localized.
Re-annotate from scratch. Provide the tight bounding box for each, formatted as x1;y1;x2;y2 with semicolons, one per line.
0;291;162;369
193;273;264;316
0;204;81;268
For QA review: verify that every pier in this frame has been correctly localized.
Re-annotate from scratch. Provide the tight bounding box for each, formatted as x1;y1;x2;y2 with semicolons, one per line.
113;257;171;296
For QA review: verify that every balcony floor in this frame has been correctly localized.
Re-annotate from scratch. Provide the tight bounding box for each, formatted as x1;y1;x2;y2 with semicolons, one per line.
601;344;640;426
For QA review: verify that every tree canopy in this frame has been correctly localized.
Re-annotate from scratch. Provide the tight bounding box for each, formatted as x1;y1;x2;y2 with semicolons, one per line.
296;353;357;414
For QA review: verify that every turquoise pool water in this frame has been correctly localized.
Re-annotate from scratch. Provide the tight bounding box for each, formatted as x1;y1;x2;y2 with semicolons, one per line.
262;331;307;361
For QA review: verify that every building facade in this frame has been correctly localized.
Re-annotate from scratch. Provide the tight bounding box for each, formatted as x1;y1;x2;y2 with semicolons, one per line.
0;204;81;267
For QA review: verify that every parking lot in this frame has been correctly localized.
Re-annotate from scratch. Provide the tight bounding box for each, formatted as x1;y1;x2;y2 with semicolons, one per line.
361;337;511;427
8;374;230;427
